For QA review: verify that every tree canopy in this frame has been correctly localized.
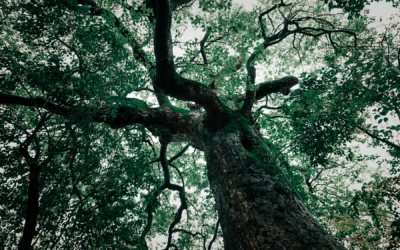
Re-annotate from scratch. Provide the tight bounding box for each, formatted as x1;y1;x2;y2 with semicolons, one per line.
1;0;400;249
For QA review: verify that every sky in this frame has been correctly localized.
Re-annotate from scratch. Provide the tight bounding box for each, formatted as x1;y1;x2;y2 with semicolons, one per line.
231;0;400;165
148;0;400;248
156;0;400;179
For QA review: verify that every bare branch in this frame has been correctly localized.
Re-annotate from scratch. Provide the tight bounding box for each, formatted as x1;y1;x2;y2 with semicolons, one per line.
258;1;292;41
169;144;190;163
200;27;211;65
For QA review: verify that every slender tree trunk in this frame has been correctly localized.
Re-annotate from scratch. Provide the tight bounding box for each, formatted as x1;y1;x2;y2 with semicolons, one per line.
18;163;42;250
204;117;345;250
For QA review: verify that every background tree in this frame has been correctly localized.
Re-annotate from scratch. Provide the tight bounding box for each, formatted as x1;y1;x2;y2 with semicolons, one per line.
1;0;400;249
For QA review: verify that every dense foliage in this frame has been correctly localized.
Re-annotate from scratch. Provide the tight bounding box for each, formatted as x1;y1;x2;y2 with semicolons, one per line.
1;0;400;249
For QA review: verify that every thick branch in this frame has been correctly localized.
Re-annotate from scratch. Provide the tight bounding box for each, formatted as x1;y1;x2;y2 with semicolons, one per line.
18;161;43;250
0;93;199;139
153;0;229;130
241;3;356;115
154;0;175;75
256;76;298;99
242;1;293;116
233;76;298;106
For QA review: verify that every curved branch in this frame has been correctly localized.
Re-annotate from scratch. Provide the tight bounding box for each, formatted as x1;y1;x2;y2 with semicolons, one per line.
241;53;257;119
139;140;191;249
207;218;220;250
270;115;291;119
178;29;226;75
159;143;188;250
172;228;204;239
242;4;356;115
257;105;284;111
258;1;292;41
200;27;211;66
153;0;229;130
169;144;190;163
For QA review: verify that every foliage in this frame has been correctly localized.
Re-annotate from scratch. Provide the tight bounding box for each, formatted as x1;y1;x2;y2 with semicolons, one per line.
1;0;400;249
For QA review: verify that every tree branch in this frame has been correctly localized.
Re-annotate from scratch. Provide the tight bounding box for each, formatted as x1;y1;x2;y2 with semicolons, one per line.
357;125;400;151
169;144;190;163
73;0;172;106
207;218;220;250
0;93;198;138
199;27;211;66
76;0;152;67
172;229;204;239
153;0;229;130
241;52;257;119
258;1;292;41
241;3;356;116
159;142;188;250
18;114;56;250
234;76;298;106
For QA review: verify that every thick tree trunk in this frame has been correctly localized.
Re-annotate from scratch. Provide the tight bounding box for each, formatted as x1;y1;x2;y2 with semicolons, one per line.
204;117;345;250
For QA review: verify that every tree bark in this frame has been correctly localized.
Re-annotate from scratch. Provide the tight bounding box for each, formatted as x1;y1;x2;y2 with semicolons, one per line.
203;115;345;250
18;163;42;250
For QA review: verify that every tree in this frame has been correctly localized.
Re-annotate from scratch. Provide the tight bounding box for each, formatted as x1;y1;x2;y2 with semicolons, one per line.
1;0;400;249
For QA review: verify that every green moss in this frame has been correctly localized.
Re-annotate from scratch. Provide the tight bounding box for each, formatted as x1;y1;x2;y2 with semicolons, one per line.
218;111;301;199
162;100;191;115
246;151;282;176
130;99;149;109
222;112;252;134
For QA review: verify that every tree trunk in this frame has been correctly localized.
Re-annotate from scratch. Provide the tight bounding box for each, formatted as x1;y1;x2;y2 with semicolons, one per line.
18;163;42;250
204;116;345;250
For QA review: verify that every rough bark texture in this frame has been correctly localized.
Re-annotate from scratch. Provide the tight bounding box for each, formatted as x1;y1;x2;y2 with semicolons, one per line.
203;114;346;250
